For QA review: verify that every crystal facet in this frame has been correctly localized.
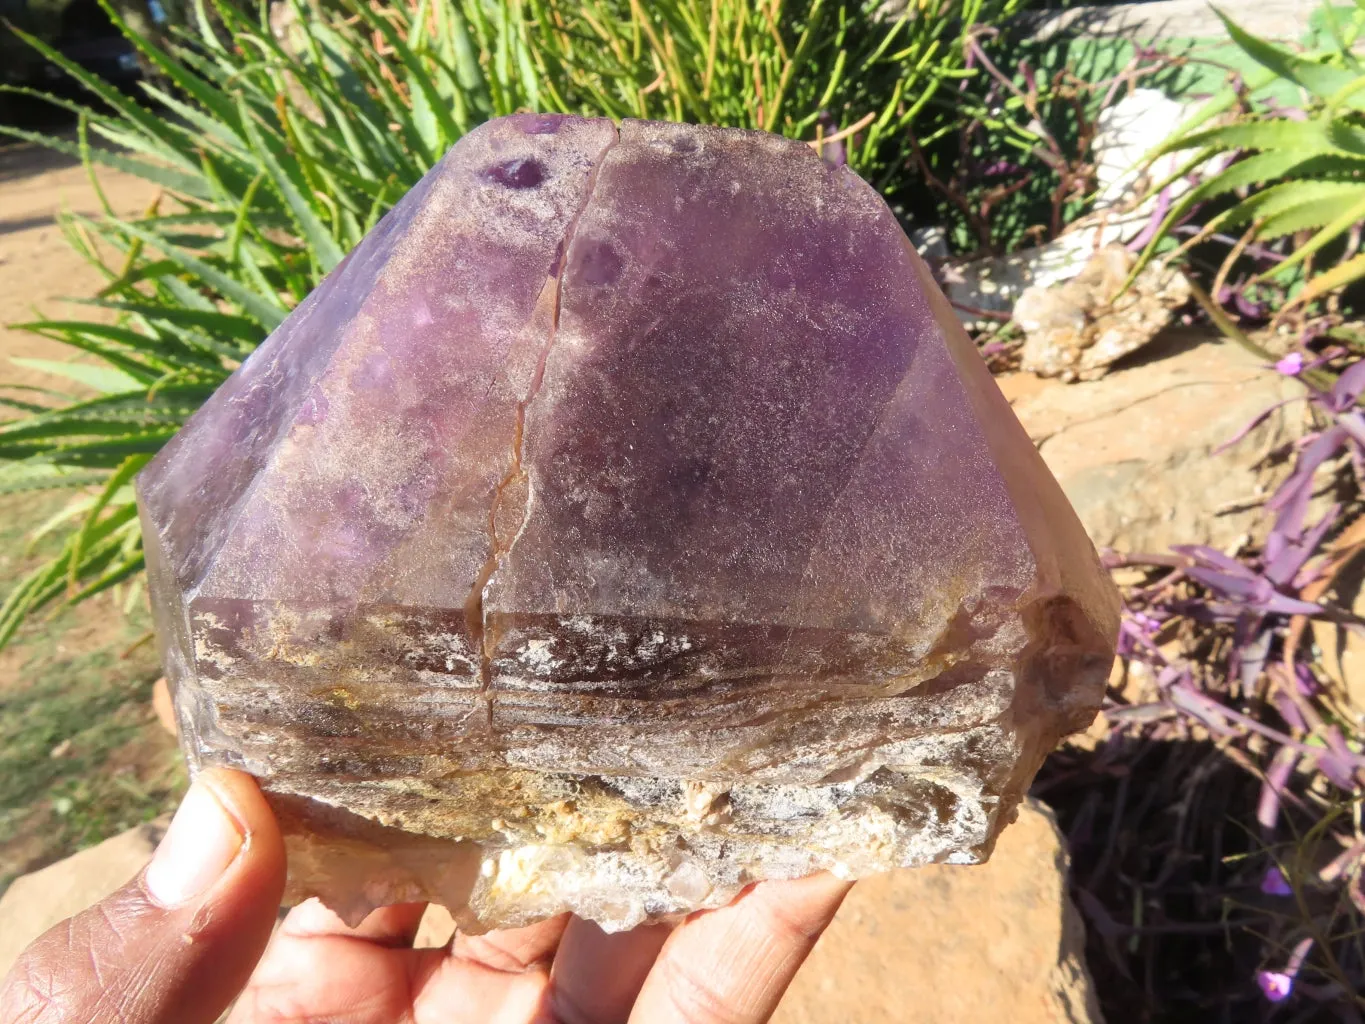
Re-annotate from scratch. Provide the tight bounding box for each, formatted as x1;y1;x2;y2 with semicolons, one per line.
137;115;1120;932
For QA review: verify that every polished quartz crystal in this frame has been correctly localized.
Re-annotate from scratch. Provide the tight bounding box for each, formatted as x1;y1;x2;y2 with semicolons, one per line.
136;115;1120;932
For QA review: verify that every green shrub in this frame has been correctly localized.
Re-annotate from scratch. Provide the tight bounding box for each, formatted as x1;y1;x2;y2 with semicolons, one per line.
1134;3;1365;314
0;0;1026;646
523;0;1027;195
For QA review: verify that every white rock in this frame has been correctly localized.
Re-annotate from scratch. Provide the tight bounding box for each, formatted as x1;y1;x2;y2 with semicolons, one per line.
941;236;1096;325
944;89;1202;334
1016;244;1192;381
1095;92;1189;200
1028;1;1318;44
909;225;949;263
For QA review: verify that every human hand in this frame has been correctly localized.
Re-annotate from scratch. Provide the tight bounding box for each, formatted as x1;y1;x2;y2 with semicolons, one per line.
0;768;851;1024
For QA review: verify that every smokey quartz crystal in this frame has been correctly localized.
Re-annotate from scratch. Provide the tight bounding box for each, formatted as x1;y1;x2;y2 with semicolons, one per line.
136;115;1120;932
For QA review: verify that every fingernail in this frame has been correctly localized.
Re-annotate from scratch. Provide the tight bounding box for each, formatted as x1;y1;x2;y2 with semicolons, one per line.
145;777;244;906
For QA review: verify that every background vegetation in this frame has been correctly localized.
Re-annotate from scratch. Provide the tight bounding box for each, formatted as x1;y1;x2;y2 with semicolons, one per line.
0;0;1039;646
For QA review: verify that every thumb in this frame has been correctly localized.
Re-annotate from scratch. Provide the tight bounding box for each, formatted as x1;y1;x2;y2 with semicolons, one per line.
0;767;285;1024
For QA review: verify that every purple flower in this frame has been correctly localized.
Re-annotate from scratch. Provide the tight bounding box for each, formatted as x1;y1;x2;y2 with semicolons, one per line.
1257;937;1314;1003
1276;352;1304;376
1257;971;1293;1002
1260;866;1292;896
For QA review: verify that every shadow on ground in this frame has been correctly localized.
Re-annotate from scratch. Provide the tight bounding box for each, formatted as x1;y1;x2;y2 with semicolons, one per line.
1036;733;1335;1024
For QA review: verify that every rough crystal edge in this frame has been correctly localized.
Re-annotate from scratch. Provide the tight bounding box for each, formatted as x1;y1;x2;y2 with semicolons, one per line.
145;113;1122;935
272;766;1013;934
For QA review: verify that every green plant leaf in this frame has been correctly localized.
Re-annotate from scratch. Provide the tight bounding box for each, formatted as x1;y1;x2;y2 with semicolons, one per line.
2;431;181;468
28;495;100;549
0;391;202;448
8;360;143;396
343;0;461;162
1296;250;1365;307
235;99;346;274
1158;119;1345;159
0;397;50;415
0;557;68;648
14;319;217;376
0;460;106;495
111;222;289;330
1214;8;1364;109
68;553;147;604
74;300;261;349
3;24;198;171
97;0;244;135
0;123;211;201
69;455;149;588
1218;180;1365;237
1261;191;1365;280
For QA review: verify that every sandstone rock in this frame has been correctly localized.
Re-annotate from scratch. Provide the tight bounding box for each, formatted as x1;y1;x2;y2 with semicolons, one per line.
0;822;164;977
1001;332;1305;554
774;798;1102;1024
136;115;1118;933
1312;555;1365;726
1016;246;1191;381
152;675;177;736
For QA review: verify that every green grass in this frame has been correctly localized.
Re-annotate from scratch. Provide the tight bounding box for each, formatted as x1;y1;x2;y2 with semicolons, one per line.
0;490;183;892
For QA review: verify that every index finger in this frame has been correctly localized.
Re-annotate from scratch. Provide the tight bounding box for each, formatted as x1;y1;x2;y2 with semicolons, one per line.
626;872;852;1024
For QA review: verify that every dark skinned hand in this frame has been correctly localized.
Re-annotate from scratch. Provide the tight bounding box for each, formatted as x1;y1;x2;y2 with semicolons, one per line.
0;768;851;1024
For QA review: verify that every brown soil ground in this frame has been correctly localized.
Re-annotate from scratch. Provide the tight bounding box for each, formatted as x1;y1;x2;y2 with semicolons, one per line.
0;140;181;887
0;142;159;392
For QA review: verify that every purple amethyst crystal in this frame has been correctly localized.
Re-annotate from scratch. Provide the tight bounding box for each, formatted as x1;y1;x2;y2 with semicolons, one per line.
136;115;1119;931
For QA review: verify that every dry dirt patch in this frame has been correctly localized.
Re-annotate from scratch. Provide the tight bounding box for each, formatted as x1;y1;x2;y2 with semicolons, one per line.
0;142;180;888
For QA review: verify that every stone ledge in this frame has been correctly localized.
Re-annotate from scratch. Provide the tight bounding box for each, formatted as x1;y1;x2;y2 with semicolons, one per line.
1024;0;1317;42
0;821;167;976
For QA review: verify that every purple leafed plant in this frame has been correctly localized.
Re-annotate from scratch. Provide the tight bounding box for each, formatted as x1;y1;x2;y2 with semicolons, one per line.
930;14;1365;1017
1040;350;1365;1017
